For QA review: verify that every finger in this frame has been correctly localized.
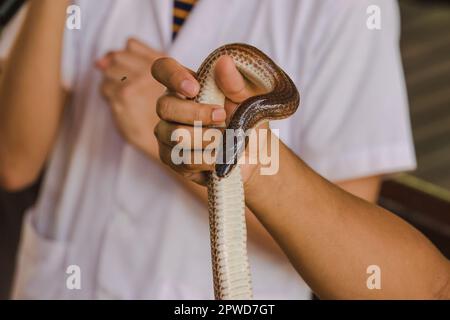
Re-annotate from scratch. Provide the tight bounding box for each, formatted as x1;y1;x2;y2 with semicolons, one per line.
157;94;226;126
97;48;156;77
151;57;199;97
154;120;221;150
109;51;151;73
98;50;151;81
214;55;254;103
95;51;114;70
158;140;214;174
126;38;164;60
158;141;188;175
102;63;138;82
159;146;209;185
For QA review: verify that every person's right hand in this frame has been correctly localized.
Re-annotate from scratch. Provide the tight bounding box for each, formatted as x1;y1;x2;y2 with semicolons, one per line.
151;56;272;186
97;38;165;160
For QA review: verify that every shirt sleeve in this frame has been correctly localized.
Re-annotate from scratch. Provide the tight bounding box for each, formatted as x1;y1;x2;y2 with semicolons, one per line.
290;0;416;182
0;3;76;91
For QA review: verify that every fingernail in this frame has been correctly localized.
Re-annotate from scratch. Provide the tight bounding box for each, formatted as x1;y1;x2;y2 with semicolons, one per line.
180;79;198;96
212;108;226;122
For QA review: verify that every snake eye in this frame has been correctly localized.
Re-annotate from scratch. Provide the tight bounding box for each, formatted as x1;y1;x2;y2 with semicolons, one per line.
215;163;234;179
215;130;246;178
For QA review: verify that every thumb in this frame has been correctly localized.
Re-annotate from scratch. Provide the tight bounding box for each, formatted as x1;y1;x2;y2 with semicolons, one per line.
214;56;255;104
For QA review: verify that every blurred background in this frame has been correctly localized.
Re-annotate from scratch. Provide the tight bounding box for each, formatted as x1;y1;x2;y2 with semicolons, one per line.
0;0;450;299
402;0;450;188
379;0;450;263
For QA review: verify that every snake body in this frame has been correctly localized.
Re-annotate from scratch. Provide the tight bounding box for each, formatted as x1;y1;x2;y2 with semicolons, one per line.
195;43;300;299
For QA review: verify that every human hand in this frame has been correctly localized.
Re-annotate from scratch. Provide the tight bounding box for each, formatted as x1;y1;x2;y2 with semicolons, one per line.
97;38;166;159
151;55;271;185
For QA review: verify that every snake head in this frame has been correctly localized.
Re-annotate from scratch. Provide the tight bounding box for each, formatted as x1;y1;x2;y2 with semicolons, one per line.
215;163;234;179
214;129;246;179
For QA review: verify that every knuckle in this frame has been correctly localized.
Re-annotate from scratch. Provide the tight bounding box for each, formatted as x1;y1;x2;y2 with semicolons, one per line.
182;162;196;172
154;121;161;138
126;38;137;50
182;172;196;180
110;52;120;63
161;122;180;145
173;124;187;135
196;106;211;124
193;107;202;122
156;96;171;120
172;125;190;145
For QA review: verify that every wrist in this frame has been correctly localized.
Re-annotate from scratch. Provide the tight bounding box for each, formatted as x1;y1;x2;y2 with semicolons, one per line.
244;130;283;209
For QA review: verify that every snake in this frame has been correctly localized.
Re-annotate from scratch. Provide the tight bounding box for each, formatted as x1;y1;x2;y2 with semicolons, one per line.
194;43;300;299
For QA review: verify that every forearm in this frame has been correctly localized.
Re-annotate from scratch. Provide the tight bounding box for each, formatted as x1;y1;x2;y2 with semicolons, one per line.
0;0;68;190
336;175;382;203
246;138;450;299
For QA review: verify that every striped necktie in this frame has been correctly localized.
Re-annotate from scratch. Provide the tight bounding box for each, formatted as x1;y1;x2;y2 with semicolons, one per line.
173;0;198;40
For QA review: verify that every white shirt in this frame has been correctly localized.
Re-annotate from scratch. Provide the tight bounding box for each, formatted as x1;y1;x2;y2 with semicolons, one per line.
1;0;416;299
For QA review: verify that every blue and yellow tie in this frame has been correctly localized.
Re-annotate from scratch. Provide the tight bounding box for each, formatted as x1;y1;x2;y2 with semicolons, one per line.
173;0;198;40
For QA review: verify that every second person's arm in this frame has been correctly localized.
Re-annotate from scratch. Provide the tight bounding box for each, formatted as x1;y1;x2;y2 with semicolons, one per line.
0;0;69;191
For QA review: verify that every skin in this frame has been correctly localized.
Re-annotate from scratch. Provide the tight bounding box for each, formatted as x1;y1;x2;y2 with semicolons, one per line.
151;56;450;299
0;0;69;191
96;38;166;159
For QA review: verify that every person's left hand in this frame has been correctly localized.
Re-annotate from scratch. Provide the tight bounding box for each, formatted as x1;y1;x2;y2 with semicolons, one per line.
96;38;166;159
